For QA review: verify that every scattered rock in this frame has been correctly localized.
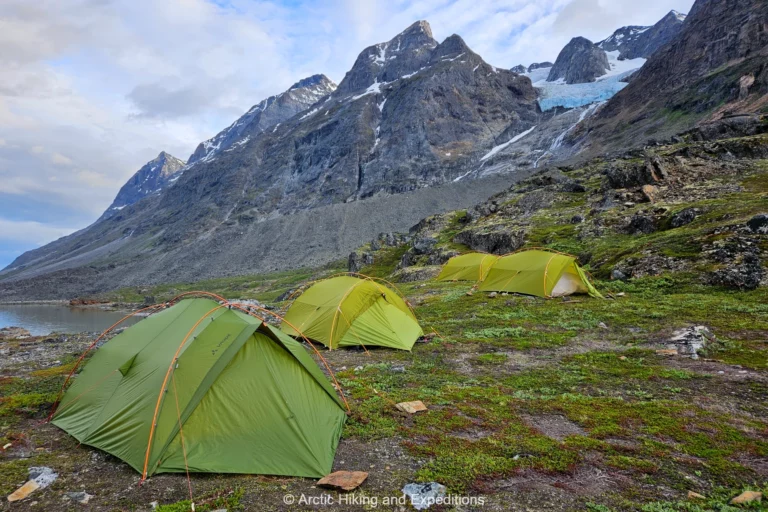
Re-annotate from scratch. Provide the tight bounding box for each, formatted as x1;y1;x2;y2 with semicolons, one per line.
670;208;698;228
392;266;441;283
395;401;428;414
466;291;473;296
598;322;608;329
730;490;762;505
64;491;93;504
7;467;58;502
488;292;498;298
687;491;706;500
402;482;447;510
656;349;678;356
747;213;768;234
0;326;31;340
7;481;40;502
571;214;585;224
317;471;368;491
666;326;716;359
611;269;628;281
641;184;660;203
618;356;627;361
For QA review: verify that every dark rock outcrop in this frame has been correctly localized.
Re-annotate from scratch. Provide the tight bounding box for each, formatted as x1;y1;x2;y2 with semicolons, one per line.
708;253;763;290
453;229;524;254
670;208;699;228
511;64;527;74
547;37;609;84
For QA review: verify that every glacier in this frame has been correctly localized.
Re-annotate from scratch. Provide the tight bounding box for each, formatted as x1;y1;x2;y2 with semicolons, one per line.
524;52;645;112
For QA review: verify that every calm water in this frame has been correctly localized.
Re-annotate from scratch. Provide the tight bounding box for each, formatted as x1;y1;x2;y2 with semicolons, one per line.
0;304;142;336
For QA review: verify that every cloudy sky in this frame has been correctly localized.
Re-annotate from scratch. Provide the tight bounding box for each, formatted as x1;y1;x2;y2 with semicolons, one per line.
0;0;693;269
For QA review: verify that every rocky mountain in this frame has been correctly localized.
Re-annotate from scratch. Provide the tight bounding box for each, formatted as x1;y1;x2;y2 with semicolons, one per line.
547;37;610;84
100;152;185;220
598;10;687;60
0;20;540;297
187;74;336;165
581;0;768;153
511;64;527;74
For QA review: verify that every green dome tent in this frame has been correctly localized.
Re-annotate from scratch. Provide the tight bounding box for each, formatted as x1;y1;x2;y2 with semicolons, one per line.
478;249;603;298
436;253;500;282
51;298;347;479
281;275;422;351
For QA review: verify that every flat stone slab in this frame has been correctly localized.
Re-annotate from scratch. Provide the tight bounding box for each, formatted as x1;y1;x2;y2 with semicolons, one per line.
317;471;368;491
396;400;428;414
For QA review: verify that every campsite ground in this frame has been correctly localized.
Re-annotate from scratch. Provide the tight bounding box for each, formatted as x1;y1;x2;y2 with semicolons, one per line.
2;135;768;510
1;272;767;511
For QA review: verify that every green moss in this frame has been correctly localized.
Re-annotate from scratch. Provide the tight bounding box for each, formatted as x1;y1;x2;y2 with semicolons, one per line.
156;488;244;512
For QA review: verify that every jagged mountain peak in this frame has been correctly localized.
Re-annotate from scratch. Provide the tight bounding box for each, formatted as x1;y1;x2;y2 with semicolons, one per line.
101;151;185;219
289;74;335;91
335;21;438;95
187;74;336;165
598;9;687;60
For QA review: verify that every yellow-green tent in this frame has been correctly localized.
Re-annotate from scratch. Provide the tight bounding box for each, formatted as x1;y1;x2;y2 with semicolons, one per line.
478;250;602;298
437;253;500;282
280;276;423;350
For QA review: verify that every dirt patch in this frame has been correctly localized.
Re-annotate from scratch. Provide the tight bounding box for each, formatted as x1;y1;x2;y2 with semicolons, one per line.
521;414;586;442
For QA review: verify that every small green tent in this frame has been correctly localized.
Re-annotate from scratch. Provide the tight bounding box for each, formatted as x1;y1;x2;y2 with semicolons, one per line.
281;276;422;350
437;253;500;282
478;250;603;298
52;298;347;479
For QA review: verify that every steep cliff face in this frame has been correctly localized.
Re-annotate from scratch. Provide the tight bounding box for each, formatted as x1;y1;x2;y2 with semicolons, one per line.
547;37;610;84
101;152;185;220
598;11;687;60
581;0;768;153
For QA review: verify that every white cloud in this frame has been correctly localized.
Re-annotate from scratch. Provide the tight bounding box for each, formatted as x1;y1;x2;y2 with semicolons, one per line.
0;218;76;245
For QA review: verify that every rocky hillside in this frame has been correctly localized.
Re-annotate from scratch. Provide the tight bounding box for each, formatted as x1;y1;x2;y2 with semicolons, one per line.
598;10;687;60
186;74;337;165
100;152;185;220
352;115;768;294
547;37;610;84
582;0;768;153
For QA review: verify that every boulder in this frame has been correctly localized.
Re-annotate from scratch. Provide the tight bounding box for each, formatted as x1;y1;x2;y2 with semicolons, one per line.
670;208;698;228
348;251;374;272
402;482;447;510
747;213;768;234
730;491;762;505
626;215;656;235
641;184;660;203
412;237;438;255
708;253;763;290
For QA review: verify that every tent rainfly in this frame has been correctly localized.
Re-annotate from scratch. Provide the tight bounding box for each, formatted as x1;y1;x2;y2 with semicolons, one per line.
281;276;423;351
478;250;603;298
436;253;500;282
52;298;347;479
